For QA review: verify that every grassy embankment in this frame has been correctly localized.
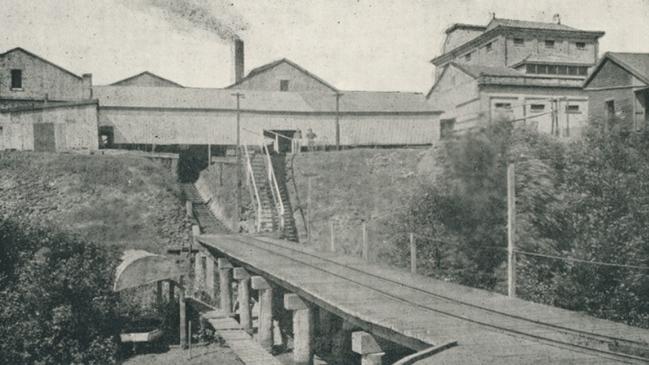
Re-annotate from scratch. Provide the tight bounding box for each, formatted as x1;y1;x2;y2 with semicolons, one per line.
0;151;192;252
288;148;440;261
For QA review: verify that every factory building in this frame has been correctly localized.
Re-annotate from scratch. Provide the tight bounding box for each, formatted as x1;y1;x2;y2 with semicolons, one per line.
427;16;605;138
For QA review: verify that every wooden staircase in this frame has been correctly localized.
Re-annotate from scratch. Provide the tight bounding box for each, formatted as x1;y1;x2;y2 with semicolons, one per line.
249;153;278;233
243;145;298;242
271;155;299;242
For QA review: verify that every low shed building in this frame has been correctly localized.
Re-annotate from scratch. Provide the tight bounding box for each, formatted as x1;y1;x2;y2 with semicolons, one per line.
94;86;441;152
583;52;649;130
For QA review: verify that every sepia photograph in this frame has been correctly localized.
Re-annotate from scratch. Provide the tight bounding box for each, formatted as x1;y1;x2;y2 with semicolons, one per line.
1;0;649;364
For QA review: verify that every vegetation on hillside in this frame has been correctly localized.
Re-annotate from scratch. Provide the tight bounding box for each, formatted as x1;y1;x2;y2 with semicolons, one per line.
393;119;649;328
0;152;192;252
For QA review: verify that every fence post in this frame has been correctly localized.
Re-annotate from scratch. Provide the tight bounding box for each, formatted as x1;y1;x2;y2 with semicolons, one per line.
307;176;312;245
507;163;517;298
362;221;368;261
330;220;335;253
410;233;416;274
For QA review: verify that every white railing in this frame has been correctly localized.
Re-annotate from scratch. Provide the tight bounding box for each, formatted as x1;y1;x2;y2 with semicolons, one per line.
261;144;285;231
242;145;263;232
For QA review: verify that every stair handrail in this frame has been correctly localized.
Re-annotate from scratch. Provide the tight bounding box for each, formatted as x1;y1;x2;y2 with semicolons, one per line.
242;144;262;232
261;144;285;231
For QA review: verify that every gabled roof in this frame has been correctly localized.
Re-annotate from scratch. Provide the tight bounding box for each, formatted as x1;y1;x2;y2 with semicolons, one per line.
432;17;604;65
110;71;183;87
485;18;577;32
583;52;649;87
427;63;524;98
227;58;338;92
0;47;82;79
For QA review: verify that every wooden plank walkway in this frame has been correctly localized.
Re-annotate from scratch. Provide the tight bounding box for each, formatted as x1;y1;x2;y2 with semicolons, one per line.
198;233;649;364
202;311;282;365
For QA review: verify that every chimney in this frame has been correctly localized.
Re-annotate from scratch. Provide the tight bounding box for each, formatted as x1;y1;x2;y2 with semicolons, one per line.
232;38;244;84
82;73;93;99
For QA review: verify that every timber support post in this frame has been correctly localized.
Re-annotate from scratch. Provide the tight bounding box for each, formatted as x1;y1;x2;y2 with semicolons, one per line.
352;331;385;365
233;267;252;332
410;233;416;274
194;251;205;293
284;293;314;365
205;256;217;301
251;276;274;351
218;258;233;314
362;221;368;261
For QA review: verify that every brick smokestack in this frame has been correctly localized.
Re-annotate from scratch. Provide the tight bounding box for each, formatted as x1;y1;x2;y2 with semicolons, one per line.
232;38;244;83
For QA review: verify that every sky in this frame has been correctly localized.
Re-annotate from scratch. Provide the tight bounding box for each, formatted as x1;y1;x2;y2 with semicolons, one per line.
1;0;648;92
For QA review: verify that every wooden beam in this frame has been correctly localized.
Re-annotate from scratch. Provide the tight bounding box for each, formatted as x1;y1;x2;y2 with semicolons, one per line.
284;293;308;311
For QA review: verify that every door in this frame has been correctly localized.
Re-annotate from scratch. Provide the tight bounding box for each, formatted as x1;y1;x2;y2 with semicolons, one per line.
33;123;56;152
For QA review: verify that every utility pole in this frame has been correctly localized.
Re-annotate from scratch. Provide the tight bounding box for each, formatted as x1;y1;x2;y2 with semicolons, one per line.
507;163;517;298
232;92;244;232
335;92;342;150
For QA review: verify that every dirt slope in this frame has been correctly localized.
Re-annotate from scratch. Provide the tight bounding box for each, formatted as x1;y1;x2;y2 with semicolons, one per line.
0;151;192;252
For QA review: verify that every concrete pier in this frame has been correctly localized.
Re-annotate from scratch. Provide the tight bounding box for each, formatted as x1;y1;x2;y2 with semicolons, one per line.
284;293;314;365
233;267;252;332
251;275;274;351
218;258;233;314
352;331;385;365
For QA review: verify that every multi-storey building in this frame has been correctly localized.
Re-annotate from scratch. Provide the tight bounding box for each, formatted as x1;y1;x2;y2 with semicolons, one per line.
427;16;605;138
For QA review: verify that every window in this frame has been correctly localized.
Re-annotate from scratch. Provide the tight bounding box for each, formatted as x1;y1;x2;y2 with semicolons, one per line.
465;52;472;61
576;42;586;50
545;39;555;48
530;104;546;113
10;69;22;89
578;66;588;76
495;102;512;109
557;65;567;75
514;38;524;46
440;119;456;139
485;42;493;52
568;66;578;75
606;100;615;122
566;105;581;114
280;80;289;91
526;64;536;74
547;65;557;74
537;64;548;74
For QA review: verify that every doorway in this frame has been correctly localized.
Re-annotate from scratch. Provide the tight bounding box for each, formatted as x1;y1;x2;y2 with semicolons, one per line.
98;126;114;149
263;130;296;154
33;123;56;152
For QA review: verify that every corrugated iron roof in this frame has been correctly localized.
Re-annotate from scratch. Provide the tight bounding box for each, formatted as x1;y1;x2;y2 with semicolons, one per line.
583;52;649;88
226;58;338;92
110;71;184;87
513;54;595;66
93;86;315;112
451;63;525;78
608;52;649;84
93;86;441;114
486;18;577;32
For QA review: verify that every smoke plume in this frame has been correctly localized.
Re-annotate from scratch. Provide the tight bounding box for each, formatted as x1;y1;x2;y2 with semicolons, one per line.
127;0;248;40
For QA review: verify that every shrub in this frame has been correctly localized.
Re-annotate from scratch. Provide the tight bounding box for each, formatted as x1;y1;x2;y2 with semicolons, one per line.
0;219;122;364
